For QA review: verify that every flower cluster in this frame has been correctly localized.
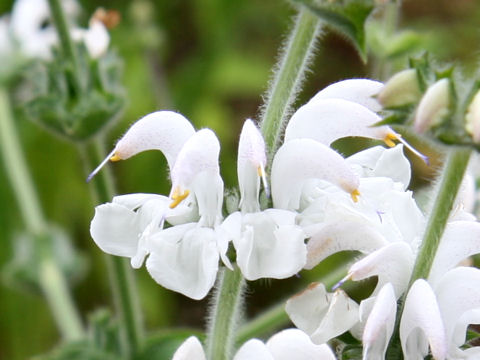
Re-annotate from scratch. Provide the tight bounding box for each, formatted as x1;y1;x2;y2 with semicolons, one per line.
283;80;480;359
89;78;480;358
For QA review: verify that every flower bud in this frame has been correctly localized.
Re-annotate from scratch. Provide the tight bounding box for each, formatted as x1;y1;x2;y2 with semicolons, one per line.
465;90;480;143
377;69;422;108
414;78;450;133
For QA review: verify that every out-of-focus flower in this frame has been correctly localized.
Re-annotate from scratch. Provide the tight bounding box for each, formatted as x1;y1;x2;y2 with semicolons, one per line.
377;68;423;108
172;329;336;360
465;90;480;144
414;78;451;134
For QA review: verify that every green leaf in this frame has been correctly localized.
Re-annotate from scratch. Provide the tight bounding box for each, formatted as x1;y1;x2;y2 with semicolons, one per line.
293;0;375;61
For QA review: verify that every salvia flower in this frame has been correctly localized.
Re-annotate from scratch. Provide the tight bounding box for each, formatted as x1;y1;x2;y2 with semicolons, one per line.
89;111;230;299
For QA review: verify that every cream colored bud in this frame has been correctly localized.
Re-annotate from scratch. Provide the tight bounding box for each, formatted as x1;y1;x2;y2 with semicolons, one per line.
414;78;450;133
465;90;480;143
378;69;422;108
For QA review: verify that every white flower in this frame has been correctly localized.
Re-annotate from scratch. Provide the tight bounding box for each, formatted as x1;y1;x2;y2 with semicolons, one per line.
221;120;307;281
90;111;230;299
172;329;336;360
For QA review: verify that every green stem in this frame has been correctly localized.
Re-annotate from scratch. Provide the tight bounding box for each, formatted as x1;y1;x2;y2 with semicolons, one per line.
47;0;83;94
80;139;144;358
236;259;348;344
386;147;471;360
39;255;85;340
205;267;245;360
260;8;320;159
409;147;471;283
0;88;83;340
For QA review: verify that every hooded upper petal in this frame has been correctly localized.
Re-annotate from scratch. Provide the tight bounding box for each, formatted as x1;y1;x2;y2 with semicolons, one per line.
171;129;223;226
362;283;397;360
234;339;274;360
266;329;336;360
400;279;447;360
284;98;390;146
146;223;220;300
172;336;206;360
307;79;383;112
271;138;359;210
111;111;195;168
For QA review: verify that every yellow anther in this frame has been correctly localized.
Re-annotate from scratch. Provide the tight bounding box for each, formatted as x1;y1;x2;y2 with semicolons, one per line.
383;132;398;148
350;189;360;203
169;188;190;209
110;153;122;162
257;165;264;177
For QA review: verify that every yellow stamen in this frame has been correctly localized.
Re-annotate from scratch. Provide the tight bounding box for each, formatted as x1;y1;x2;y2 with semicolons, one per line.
350;189;360;203
110;153;122;162
257;165;264;177
383;132;398;148
169;187;190;209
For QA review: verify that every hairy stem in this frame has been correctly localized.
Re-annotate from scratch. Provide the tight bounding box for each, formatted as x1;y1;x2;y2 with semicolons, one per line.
205;267;245;360
260;8;320;160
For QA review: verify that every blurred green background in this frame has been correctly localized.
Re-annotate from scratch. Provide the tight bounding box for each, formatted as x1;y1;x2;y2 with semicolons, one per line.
1;0;480;358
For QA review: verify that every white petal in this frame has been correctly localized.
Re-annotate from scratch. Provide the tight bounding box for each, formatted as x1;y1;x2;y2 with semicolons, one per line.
266;328;336;360
146;224;219;300
362;283;397;360
285;98;389;146
237;119;267;213
112;111;195;169
171;128;221;188
308;79;384;112
305;221;387;270
90;202;142;258
435;267;480;352
400;279;447;360
271;138;359;210
348;242;414;297
285;282;359;343
346;145;411;189
233;210;306;280
172;336;206;360
429;221;480;285
83;19;109;58
234;339;274;360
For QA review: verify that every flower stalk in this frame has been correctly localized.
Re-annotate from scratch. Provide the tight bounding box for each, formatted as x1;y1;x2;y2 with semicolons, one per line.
260;8;320;159
205;267;245;360
0;87;83;340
